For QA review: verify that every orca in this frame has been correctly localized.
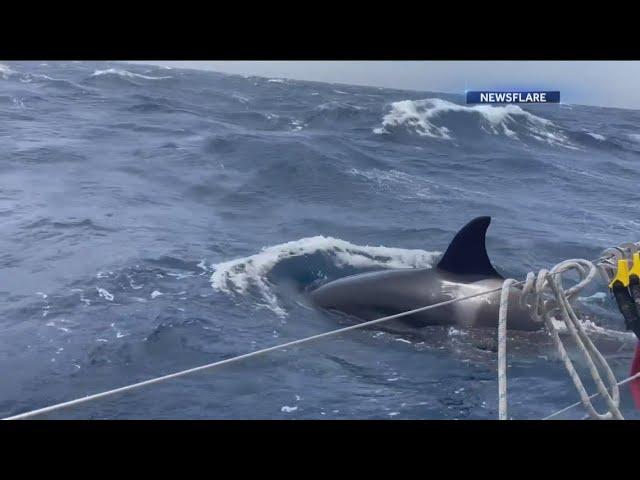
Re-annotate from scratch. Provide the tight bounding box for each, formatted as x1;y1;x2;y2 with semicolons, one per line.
310;216;538;331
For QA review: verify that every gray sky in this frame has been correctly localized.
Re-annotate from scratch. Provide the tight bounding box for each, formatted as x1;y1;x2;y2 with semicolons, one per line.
131;61;640;110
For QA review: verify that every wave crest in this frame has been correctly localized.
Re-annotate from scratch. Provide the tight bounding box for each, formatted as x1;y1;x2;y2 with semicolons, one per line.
90;68;173;80
374;98;575;148
210;236;440;316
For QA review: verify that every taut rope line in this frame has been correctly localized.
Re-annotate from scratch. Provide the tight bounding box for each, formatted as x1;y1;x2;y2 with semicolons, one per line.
3;284;509;420
543;371;640;420
3;248;636;420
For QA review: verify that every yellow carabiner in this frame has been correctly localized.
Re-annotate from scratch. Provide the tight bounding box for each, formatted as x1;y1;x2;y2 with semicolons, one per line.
609;258;631;288
630;252;640;280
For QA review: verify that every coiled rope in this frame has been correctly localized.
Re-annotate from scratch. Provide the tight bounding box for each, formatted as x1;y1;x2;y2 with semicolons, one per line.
499;259;623;420
499;242;640;420
3;245;638;420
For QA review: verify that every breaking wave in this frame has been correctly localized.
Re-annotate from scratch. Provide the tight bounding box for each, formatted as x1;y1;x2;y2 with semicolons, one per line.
210;236;440;316
374;98;576;148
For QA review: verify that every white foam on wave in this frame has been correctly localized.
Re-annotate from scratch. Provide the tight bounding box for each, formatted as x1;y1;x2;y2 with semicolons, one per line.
210;236;440;316
628;133;640;144
91;68;172;80
290;119;305;131
96;287;114;301
550;317;635;340
448;326;468;337
0;63;17;79
46;319;71;334
586;132;606;141
232;93;250;104
34;74;59;81
374;98;575;148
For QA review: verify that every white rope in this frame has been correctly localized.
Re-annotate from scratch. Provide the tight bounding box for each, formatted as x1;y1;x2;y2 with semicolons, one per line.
498;245;640;421
543;371;640;420
3;284;509;420
5;246;638;421
498;279;516;420
499;259;624;420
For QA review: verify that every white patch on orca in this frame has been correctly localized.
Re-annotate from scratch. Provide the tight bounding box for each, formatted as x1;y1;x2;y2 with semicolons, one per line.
439;280;495;305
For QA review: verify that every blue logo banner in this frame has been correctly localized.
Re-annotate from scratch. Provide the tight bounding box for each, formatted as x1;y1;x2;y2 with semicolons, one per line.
466;91;560;104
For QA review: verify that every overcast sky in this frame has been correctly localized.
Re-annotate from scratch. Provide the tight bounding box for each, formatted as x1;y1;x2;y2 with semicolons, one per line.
131;61;640;110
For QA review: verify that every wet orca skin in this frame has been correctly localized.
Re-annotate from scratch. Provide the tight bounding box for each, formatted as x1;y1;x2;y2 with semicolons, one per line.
310;217;539;331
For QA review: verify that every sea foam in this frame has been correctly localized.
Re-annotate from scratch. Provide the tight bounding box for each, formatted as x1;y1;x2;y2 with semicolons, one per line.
211;236;439;316
374;98;575;148
91;68;172;80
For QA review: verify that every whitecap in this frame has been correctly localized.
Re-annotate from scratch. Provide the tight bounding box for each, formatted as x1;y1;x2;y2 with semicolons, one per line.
374;97;575;148
586;132;606;141
91;68;172;80
96;287;114;301
211;236;439;316
447;326;468;337
0;63;17;79
46;319;71;333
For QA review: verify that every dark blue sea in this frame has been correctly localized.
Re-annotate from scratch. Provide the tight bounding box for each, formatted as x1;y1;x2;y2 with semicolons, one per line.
1;61;639;419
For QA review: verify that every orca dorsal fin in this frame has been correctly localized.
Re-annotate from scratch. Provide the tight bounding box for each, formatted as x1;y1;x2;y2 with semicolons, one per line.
437;216;501;277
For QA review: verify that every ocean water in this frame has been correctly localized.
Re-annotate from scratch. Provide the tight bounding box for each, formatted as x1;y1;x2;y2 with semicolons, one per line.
1;61;639;419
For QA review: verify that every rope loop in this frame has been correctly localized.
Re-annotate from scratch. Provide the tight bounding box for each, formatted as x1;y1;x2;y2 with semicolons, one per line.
499;256;625;420
5;241;640;421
